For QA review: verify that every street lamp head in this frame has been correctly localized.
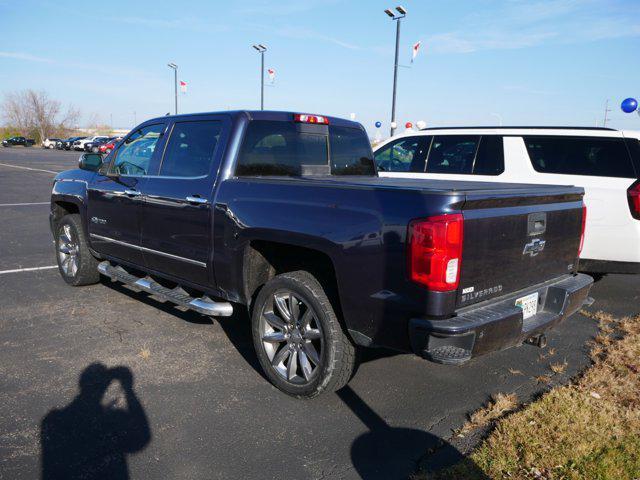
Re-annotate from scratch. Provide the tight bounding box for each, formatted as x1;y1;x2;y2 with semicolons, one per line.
252;45;261;51
258;44;267;51
252;44;267;52
395;5;407;15
384;8;395;17
167;62;177;69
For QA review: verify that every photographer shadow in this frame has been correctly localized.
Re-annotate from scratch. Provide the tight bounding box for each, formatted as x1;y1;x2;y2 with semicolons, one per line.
338;386;488;479
40;363;151;480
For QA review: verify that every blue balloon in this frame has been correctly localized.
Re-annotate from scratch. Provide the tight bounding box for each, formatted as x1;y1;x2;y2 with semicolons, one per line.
375;121;382;128
621;97;638;113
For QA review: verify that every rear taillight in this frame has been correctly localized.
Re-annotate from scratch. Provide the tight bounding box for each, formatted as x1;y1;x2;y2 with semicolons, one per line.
579;204;587;257
294;113;329;125
408;214;463;291
628;180;640;220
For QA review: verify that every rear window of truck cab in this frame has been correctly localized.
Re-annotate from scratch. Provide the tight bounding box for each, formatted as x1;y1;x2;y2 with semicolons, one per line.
235;120;376;177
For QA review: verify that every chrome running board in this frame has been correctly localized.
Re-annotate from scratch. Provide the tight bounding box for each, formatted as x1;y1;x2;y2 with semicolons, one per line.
97;261;233;317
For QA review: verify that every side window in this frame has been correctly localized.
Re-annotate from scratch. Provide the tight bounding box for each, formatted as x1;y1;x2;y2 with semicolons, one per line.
329;126;376;175
236;121;328;177
473;136;505;175
374;137;430;172
110;124;164;176
524;136;636;178
159;121;222;177
624;138;640;175
426;135;480;174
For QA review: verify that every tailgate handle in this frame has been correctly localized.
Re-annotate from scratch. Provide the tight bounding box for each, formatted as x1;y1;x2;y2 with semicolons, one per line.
528;212;546;236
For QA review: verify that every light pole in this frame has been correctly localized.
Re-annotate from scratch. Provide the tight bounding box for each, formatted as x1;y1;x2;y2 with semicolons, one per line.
252;44;267;110
384;6;407;137
167;62;178;115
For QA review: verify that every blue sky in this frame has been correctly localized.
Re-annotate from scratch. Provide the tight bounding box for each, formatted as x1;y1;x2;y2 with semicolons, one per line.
1;0;639;135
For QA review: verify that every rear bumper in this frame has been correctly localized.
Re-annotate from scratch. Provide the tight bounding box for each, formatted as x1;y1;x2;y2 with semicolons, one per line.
409;273;593;365
580;259;640;275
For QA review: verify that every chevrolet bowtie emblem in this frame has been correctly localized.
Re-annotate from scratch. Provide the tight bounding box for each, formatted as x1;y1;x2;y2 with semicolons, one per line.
523;238;546;257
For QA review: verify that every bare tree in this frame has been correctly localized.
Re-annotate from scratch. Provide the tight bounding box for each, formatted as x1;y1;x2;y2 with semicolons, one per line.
1;90;80;142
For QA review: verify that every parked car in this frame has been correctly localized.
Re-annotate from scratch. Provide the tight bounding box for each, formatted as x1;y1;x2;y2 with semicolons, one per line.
98;137;123;154
42;138;63;149
83;137;111;153
2;136;35;147
50;111;592;397
373;126;640;276
73;136;108;151
61;136;86;150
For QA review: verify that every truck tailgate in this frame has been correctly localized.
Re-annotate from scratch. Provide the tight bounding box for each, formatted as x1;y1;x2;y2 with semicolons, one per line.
458;186;584;308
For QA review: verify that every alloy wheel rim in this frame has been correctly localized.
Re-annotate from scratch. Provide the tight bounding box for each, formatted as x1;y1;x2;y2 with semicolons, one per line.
259;290;324;385
57;224;79;277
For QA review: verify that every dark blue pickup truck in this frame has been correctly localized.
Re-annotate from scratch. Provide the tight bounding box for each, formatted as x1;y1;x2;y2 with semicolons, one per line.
50;110;593;397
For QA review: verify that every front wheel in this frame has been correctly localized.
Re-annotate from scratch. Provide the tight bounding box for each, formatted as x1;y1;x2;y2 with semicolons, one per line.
251;271;355;398
55;214;100;286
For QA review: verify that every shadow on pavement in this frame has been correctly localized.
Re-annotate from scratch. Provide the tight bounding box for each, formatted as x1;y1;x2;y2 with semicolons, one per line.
100;277;401;383
338;386;488;480
40;363;151;480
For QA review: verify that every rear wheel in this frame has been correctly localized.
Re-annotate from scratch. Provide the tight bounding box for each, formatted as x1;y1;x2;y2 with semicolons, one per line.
55;214;100;286
251;271;355;398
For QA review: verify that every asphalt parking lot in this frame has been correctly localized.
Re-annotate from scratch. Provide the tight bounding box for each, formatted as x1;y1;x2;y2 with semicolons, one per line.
1;147;639;480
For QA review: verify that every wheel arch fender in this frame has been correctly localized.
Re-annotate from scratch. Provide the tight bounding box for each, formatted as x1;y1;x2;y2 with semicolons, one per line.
51;182;89;239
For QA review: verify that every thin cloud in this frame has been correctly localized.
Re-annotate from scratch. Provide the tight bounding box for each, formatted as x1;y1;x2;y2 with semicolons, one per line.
111;15;228;33
422;0;640;54
502;85;558;96
250;24;360;50
235;0;340;16
0;51;53;63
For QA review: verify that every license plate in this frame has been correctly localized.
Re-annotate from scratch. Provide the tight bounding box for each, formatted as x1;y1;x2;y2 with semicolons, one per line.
515;292;539;320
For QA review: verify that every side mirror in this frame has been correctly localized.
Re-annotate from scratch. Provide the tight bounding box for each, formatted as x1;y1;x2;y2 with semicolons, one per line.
78;153;103;172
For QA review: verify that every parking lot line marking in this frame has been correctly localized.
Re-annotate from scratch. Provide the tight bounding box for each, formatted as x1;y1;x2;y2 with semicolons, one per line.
0;202;49;207
0;163;58;174
0;265;57;275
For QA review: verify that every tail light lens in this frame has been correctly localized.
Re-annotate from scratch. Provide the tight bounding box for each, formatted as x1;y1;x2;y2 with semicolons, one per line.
628;180;640;220
578;204;587;257
294;113;329;125
408;214;463;291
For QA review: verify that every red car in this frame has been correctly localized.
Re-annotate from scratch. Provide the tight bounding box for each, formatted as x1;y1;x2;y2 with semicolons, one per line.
98;137;122;154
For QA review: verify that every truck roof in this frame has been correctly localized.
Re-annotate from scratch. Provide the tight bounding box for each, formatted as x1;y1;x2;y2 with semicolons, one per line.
146;110;364;130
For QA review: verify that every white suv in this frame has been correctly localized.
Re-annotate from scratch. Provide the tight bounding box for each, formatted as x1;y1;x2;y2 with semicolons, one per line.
373;127;640;275
73;136;108;151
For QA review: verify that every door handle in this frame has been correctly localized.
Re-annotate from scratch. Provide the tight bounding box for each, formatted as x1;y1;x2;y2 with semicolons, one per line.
186;196;209;205
124;189;141;197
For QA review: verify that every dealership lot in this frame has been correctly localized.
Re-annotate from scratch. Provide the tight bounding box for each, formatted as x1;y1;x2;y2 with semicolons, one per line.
1;149;638;479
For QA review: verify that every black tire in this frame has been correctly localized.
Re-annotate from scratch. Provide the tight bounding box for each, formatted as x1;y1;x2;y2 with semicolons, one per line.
251;270;355;398
55;214;100;286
